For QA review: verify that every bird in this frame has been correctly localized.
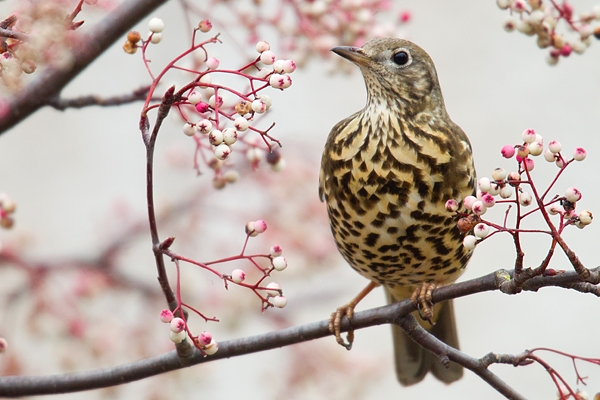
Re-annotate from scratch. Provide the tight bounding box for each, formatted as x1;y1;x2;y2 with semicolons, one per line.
318;38;476;386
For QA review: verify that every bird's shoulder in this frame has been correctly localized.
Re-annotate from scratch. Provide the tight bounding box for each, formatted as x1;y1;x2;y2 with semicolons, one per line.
319;111;363;201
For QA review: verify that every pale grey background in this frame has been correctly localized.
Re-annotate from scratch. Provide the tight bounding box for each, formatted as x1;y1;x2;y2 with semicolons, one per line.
0;0;599;399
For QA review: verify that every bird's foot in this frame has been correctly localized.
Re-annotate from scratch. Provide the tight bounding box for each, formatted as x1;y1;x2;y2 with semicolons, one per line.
329;281;378;350
329;304;355;350
410;282;437;325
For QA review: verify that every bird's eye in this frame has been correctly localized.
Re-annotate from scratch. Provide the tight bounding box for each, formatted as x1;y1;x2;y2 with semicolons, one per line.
393;51;410;66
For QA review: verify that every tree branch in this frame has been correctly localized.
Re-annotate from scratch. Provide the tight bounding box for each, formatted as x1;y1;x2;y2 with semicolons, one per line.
46;86;155;110
397;314;527;400
0;268;597;397
0;0;168;135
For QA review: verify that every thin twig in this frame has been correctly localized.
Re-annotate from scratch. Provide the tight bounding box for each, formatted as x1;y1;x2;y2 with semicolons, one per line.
47;87;157;110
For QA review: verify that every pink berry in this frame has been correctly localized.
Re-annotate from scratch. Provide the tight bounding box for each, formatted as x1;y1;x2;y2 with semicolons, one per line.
160;309;174;323
565;187;582;202
522;158;534;171
170;317;186;333
254;220;267;233
543;149;556;162
206;57;219;70
471;201;487;216
473;223;490;239
260;50;276;65
501;145;515;158
231;269;246;283
445;199;459;212
270;245;283;257
255;41;270;53
548;140;562;153
198;19;212;33
269;74;285;89
519;192;532;206
198;331;212;346
573;147;586;161
481;193;496;208
282;60;297;73
399;10;411;22
195;102;210;113
521;128;536;144
463;195;477;210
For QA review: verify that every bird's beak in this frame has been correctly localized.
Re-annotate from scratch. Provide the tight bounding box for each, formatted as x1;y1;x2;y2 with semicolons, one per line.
331;46;370;66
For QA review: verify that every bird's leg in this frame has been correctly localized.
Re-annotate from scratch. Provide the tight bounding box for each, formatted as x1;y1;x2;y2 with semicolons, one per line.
410;282;437;325
329;281;379;350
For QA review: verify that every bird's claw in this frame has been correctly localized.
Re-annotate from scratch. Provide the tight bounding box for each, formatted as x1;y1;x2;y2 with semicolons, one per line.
329;305;355;350
410;282;437;325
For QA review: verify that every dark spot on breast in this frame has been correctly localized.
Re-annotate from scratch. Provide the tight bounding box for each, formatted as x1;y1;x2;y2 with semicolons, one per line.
444;267;458;275
364;232;379;247
362;249;377;260
378;244;400;253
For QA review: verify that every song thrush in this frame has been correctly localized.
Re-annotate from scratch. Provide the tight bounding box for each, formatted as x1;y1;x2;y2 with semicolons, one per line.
319;38;476;385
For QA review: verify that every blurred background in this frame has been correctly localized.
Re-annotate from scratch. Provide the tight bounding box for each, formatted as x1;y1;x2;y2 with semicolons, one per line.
0;0;599;399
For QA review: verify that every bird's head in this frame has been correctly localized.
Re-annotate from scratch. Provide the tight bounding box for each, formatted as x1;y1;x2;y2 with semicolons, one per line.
332;38;445;113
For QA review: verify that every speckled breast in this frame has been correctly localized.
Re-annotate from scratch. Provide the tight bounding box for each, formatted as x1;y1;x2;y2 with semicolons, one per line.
319;109;476;292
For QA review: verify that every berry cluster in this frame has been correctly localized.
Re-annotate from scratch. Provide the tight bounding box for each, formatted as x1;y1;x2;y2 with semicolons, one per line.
155;220;288;354
448;128;591;255
130;19;292;188
159;310;219;355
497;0;600;65
180;0;411;67
0;0;100;90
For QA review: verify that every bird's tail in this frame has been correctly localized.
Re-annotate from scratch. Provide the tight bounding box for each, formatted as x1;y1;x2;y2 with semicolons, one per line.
386;288;463;386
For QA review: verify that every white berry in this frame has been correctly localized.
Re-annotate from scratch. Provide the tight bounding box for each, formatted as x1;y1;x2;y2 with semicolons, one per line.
265;282;281;296
231;269;246;283
271;295;288;308
565;187;582;202
214;143;231;160
463;235;477;250
148;18;165;33
272;256;288;271
473;223;490;239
